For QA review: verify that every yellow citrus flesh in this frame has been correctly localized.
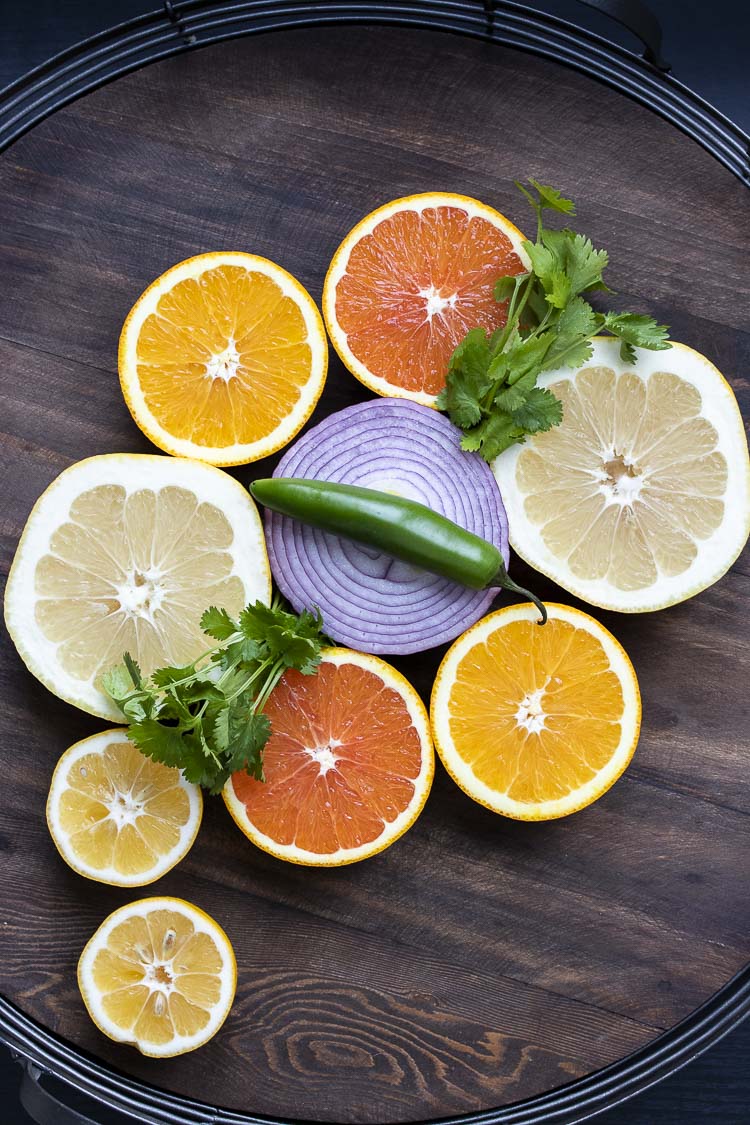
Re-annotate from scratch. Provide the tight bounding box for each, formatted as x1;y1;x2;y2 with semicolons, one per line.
3;454;271;719
119;253;328;465
493;339;750;611
223;648;434;865
47;731;202;886
431;603;641;820
78;897;236;1057
323;193;529;406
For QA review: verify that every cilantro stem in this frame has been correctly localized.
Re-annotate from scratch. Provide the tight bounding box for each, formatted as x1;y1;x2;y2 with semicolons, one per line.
104;599;325;793
223;656;275;704
253;657;286;714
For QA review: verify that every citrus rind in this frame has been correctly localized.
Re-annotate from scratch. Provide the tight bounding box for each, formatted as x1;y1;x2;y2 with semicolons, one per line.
77;896;236;1058
323;192;530;407
119;252;328;465
3;453;271;720
223;647;434;865
492;339;750;612
46;730;203;887
430;602;641;821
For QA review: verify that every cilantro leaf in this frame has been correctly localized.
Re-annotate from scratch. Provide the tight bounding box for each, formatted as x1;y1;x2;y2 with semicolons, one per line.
494;274;527;303
128;719;187;768
103;595;326;793
527;179;576;215
101;664;139;705
151;662;198;689
603;311;671;363
461;412;526;462
521;239;556;286
511;387;564;433
225;709;271;780
200;606;237;641
564;233;609;296
437;178;670;461
436;327;493;427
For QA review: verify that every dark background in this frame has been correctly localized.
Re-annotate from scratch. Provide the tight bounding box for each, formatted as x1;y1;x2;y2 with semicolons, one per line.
0;1;748;1122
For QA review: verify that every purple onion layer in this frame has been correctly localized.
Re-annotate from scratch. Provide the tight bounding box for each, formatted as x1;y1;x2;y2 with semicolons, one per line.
265;399;509;654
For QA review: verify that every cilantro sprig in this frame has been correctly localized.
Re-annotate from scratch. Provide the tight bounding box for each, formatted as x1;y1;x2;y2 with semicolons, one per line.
436;179;671;462
102;597;325;794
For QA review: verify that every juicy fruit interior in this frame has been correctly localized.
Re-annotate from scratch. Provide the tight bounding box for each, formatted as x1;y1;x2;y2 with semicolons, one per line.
516;367;727;590
335;206;526;397
59;741;192;876
35;484;245;684
448;618;625;803
231;662;423;854
136;265;313;448
91;908;225;1046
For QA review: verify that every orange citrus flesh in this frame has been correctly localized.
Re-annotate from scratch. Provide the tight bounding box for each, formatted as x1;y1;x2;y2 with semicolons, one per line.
449;618;624;803
226;652;433;863
431;604;640;820
136;266;312;446
327;197;528;400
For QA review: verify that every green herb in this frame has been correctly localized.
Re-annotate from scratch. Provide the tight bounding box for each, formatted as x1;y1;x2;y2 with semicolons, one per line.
102;597;325;794
436;179;671;461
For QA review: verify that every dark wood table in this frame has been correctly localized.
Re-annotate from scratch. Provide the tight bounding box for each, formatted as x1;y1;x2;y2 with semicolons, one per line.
1;15;748;1125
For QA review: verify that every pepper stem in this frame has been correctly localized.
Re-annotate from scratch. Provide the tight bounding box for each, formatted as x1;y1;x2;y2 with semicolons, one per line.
490;564;547;624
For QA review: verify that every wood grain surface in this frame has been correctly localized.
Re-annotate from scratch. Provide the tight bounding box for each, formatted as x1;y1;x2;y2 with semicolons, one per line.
0;24;748;1125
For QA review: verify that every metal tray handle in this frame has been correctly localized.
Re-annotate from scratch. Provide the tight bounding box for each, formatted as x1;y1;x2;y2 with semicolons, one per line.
20;1061;117;1125
575;0;670;69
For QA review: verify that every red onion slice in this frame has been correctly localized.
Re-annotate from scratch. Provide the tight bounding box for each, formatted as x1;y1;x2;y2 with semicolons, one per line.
265;399;509;654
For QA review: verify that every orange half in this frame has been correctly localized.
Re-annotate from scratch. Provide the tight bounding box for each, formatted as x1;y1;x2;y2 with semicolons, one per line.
323;193;529;405
223;648;434;865
431;603;641;820
119;253;328;465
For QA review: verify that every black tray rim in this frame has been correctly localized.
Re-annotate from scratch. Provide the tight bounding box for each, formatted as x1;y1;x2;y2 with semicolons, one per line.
1;3;748;1123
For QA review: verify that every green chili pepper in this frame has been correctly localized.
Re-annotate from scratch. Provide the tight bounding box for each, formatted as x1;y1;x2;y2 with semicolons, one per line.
250;478;546;624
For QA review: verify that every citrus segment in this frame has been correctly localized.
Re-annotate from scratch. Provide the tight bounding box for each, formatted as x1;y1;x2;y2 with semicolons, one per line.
119;253;328;464
3;454;271;719
78;897;236;1056
431;603;641;820
47;730;202;886
224;648;434;865
323;193;529;405
493;339;750;611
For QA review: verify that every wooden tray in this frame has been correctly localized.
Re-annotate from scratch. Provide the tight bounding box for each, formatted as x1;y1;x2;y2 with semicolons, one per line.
1;20;748;1125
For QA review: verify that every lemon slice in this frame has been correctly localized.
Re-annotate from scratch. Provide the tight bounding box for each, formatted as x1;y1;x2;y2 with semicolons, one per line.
78;897;236;1057
4;454;271;719
431;603;641;820
493;339;750;611
47;730;202;886
119;253;328;465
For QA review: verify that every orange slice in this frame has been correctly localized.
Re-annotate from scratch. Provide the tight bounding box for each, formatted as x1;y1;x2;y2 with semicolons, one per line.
78;897;236;1056
431;603;641;820
223;648;434;865
47;730;202;887
119;253;328;465
323;192;529;405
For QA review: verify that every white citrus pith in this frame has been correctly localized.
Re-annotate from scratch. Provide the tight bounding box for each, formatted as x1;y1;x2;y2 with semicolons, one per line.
119;252;328;465
78;897;236;1057
493;339;750;611
4;454;271;719
47;731;202;886
224;648;434;865
323;193;529;406
431;603;641;820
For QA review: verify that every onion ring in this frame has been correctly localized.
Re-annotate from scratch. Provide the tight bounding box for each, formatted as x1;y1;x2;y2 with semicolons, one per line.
265;399;509;654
